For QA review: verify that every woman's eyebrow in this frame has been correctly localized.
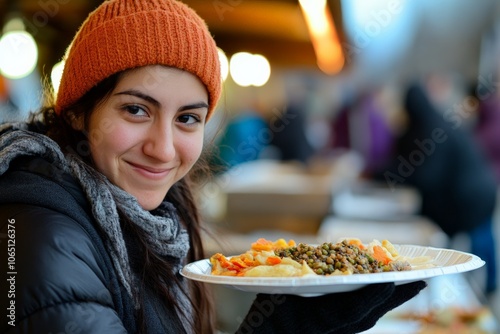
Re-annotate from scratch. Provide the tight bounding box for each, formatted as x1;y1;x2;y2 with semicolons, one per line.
179;102;209;112
114;90;208;112
114;90;160;107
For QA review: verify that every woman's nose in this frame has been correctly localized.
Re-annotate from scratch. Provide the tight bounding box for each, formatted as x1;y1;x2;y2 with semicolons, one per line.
143;123;176;162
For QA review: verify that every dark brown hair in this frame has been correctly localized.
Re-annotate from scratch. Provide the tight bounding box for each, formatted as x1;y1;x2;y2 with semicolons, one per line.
32;71;216;333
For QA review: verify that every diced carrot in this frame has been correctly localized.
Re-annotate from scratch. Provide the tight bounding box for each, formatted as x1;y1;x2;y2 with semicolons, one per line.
212;254;232;269
243;258;259;266
230;258;248;268
266;256;282;265
348;239;366;250
372;245;391;265
251;238;296;251
251;238;274;251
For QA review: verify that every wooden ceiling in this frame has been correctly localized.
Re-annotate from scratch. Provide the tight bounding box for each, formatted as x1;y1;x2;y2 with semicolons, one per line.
0;0;346;76
184;0;320;67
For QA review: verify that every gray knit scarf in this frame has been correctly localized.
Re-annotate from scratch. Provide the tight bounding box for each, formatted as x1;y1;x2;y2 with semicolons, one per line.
0;123;190;311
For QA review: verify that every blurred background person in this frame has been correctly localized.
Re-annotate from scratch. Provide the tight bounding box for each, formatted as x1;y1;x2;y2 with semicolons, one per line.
376;80;498;295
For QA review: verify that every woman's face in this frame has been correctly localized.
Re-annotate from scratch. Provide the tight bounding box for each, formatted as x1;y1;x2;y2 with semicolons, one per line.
86;65;208;210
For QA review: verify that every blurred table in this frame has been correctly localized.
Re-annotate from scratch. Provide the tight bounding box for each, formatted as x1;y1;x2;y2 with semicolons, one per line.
203;154;363;235
361;274;499;333
331;179;422;221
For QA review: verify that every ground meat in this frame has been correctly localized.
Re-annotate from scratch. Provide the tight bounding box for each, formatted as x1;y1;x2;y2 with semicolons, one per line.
274;240;409;275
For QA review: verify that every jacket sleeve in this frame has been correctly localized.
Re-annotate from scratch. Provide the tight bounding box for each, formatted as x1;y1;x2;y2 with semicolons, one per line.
1;204;128;333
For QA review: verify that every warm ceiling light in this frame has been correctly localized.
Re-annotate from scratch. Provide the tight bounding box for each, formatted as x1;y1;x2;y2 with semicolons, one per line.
0;30;38;79
50;60;65;95
217;48;229;82
229;52;271;87
251;54;271;87
229;52;254;87
299;0;328;34
299;0;344;74
0;16;39;80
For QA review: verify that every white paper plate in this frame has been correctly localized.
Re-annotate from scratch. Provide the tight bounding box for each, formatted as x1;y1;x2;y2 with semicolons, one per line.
180;245;485;295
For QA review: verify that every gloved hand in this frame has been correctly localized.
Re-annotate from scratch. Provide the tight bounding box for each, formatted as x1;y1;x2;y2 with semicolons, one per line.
236;280;427;334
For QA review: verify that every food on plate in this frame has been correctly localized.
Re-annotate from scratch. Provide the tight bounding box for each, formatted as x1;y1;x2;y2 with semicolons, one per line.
397;307;492;333
210;239;312;277
210;238;433;277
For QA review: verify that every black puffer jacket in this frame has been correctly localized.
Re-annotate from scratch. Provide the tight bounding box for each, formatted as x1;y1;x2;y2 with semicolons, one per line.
0;157;138;333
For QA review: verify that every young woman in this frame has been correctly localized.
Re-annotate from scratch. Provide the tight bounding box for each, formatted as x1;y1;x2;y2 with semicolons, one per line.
0;0;425;333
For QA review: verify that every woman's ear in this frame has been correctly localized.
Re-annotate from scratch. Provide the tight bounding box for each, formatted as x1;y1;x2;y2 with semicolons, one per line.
66;110;85;131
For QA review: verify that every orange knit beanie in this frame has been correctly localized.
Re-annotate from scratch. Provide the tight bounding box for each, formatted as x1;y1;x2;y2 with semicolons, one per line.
55;0;221;119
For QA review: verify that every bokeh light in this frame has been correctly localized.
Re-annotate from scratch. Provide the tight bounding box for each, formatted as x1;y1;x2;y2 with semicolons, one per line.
229;52;271;87
50;60;65;95
217;48;229;82
0;31;38;79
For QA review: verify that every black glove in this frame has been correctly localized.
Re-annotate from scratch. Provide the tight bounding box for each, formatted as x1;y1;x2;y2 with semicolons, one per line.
236;280;427;334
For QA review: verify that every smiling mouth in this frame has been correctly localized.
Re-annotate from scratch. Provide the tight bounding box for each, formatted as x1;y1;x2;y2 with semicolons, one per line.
127;161;171;177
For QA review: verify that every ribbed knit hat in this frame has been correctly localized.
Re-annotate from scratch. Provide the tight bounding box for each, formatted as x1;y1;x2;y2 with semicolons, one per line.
55;0;221;119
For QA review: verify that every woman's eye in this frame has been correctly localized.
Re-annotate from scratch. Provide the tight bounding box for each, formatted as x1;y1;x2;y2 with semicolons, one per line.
178;114;200;124
125;105;148;117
